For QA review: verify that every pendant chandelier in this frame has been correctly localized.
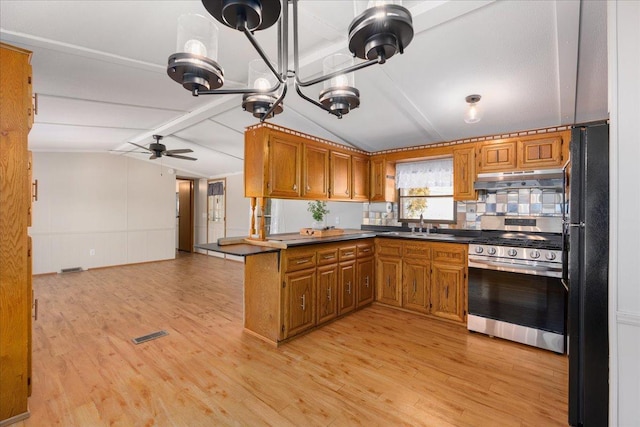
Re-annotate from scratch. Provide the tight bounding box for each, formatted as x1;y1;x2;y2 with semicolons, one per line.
167;0;414;120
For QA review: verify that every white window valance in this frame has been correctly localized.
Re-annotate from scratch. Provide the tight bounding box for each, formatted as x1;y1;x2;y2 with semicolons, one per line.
395;158;453;189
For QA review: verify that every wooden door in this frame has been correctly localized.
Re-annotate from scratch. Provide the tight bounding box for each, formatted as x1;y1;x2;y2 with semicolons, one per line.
338;261;356;315
283;269;316;338
302;144;328;199
317;264;338;324
376;257;402;307
356;257;374;307
330;151;351;200
351;155;369;200
402;259;430;313
268;136;301;198
431;263;465;322
453;147;476;201
477;140;517;172
177;180;193;252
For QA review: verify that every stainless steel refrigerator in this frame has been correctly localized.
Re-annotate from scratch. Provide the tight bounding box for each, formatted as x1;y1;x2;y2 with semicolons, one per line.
566;121;609;426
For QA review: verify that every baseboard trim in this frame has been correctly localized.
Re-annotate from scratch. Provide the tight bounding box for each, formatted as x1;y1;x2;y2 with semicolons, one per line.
0;410;30;427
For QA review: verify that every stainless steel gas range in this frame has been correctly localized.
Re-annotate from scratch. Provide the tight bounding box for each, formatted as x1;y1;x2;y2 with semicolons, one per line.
467;216;566;353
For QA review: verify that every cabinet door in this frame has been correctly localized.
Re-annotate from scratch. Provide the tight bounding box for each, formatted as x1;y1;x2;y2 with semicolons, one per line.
431;263;465;322
283;269;316;338
453;147;476;201
356;257;374;307
517;136;564;169
338;261;356;315
477;140;517;172
268;136;301;198
302;144;329;199
402;259;430;314
376;257;402;307
330;151;351;200
351;154;369;201
370;158;396;202
317;264;338;324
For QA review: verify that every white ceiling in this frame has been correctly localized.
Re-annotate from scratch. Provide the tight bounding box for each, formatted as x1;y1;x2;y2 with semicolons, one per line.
0;0;607;179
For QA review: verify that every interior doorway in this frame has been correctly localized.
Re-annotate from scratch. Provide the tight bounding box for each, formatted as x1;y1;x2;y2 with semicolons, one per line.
176;178;194;252
207;179;226;245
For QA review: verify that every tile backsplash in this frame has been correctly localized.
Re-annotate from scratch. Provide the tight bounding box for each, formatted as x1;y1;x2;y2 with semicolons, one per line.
361;188;564;230
457;188;564;229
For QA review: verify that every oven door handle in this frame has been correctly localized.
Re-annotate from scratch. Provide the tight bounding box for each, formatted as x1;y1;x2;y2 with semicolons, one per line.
468;259;562;278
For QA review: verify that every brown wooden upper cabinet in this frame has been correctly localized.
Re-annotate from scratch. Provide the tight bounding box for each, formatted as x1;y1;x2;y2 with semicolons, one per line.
370;157;396;202
351;154;369;201
453;146;476;201
245;126;301;198
330;151;351;200
245;125;369;202
302;144;329;199
477;140;517;173
477;132;567;174
517;135;563;169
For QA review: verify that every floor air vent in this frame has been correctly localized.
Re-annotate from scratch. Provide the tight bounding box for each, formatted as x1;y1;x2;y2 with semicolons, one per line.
132;330;168;345
60;267;83;274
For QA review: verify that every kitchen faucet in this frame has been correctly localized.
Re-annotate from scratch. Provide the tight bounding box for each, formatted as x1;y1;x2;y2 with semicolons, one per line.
419;214;424;233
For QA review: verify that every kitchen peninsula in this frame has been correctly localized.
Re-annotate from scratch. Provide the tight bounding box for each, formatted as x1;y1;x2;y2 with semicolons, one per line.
197;230;471;345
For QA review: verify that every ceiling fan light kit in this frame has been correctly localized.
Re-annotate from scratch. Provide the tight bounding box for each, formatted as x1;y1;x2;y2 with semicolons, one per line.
167;0;413;121
464;94;483;124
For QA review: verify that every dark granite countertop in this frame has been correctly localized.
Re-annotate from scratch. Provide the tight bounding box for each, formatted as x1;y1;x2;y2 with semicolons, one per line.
196;228;473;258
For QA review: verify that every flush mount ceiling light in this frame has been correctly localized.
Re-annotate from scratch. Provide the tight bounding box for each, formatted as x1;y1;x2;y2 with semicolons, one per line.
464;94;483;124
167;0;413;121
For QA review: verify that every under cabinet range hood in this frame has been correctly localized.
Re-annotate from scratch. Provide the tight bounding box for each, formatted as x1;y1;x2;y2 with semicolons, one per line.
474;169;565;191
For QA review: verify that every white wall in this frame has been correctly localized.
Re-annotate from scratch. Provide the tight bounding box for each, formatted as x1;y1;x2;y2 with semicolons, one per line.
272;199;363;233
194;178;208;254
609;2;640;425
225;173;250;238
30;153;176;274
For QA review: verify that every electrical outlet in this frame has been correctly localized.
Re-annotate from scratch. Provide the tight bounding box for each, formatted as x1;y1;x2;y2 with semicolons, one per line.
335;216;340;225
89;249;95;256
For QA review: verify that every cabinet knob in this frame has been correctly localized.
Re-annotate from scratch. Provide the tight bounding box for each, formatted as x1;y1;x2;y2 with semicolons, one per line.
347;282;351;294
301;294;306;311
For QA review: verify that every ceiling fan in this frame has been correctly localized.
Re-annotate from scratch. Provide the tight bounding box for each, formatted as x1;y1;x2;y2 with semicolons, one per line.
128;135;197;161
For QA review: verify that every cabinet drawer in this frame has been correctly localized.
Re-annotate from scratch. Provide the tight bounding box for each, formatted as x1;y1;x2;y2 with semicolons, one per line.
376;239;403;257
317;247;339;265
431;243;466;265
403;241;431;260
285;251;317;272
339;245;357;261
357;242;374;257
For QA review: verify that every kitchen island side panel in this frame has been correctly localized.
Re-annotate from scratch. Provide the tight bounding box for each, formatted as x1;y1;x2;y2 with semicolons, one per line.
244;252;281;344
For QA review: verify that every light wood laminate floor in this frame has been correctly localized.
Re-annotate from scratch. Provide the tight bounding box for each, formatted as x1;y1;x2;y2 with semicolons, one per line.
18;253;568;426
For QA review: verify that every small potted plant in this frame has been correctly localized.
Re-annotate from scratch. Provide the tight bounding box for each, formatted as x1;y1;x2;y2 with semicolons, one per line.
307;200;329;229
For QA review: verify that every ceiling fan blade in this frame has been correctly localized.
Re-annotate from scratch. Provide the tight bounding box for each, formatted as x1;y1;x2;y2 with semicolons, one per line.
164;148;193;154
166;153;197;161
109;149;149;154
149;154;158;160
128;142;151;152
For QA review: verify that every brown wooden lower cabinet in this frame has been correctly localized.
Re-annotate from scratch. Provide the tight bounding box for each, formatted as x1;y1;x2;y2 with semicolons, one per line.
244;239;375;345
317;264;338;325
283;269;316;339
375;238;468;323
356;257;374;307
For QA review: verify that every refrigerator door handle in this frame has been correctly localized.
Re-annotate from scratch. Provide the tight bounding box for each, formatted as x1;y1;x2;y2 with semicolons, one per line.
569;222;585;228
